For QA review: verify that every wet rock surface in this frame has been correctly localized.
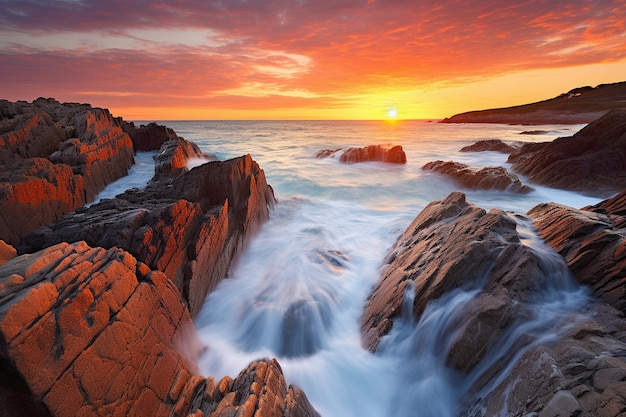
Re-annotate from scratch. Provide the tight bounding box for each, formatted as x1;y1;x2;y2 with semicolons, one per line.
316;144;407;163
460;139;520;153
422;160;533;193
0;242;318;417
361;192;543;357
507;109;626;197
529;190;626;314
20;154;276;318
362;191;626;417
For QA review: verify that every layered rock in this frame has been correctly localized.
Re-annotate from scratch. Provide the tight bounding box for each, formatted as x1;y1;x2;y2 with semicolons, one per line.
528;189;626;313
20;154;275;318
507;109;626;197
362;191;626;416
460;139;519;153
422;160;533;193
0;99;135;245
462;302;626;417
361;192;544;356
0;241;318;417
316;145;407;164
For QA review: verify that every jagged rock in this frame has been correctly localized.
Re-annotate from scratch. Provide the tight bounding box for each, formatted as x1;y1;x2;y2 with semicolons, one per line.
0;241;201;416
152;136;216;180
0;240;16;266
316;145;407;164
462;303;626;417
361;192;546;369
460;139;520;153
422;160;533;193
0;242;318;417
48;108;134;201
0;99;136;244
507;109;626;197
125;122;181;151
194;359;320;417
528;190;626;314
0;158;86;246
20;154;276;318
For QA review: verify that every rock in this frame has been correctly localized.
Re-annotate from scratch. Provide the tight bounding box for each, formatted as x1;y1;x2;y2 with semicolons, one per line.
315;148;341;158
195;359;320;417
0;241;318;417
48;107;135;201
507;109;626;197
152;136;216;181
125;122;181;151
460;139;520;153
20;154;276;318
528;191;626;314
0;99;136;244
462;303;626;417
0;241;200;416
0;158;86;246
0;240;16;266
422;160;533;193
520;130;550;135
316;145;407;164
361;192;545;364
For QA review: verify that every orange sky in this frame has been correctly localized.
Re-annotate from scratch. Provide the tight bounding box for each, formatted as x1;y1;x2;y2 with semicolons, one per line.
1;0;625;120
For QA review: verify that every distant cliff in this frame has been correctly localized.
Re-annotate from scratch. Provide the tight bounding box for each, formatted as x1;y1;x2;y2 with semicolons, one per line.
441;81;626;124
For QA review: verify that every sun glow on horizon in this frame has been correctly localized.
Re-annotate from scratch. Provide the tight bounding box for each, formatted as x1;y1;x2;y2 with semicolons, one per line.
386;106;399;119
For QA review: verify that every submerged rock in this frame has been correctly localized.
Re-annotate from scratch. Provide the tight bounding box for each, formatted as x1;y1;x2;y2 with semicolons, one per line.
422;160;533;193
316;144;407;164
507;109;626;197
0;242;318;417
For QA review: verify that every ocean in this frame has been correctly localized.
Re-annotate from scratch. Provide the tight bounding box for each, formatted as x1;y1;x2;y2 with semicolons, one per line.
95;120;601;416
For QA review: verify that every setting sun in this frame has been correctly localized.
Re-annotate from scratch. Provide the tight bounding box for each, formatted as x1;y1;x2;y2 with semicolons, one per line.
387;107;399;119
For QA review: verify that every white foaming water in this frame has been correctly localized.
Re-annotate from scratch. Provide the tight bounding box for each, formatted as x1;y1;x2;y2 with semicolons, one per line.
112;120;602;416
89;151;158;205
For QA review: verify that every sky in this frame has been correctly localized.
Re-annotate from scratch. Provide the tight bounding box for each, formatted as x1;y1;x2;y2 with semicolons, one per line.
1;0;625;120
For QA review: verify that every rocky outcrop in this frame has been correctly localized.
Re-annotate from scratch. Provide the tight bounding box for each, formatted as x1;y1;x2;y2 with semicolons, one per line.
0;99;135;245
421;160;533;193
507;109;626;197
20;154;275;318
196;359;320;417
441;81;626;124
152;136;216;180
0;158;86;246
316;145;407;164
124;122;181;151
362;191;626;417
0;241;318;417
361;192;544;356
462;302;626;417
528;190;626;314
0;240;15;266
460;139;519;153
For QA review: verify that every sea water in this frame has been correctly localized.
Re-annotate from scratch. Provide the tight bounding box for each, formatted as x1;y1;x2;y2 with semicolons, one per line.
99;120;602;416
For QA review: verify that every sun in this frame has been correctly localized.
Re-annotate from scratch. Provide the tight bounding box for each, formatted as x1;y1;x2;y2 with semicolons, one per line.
386;107;398;119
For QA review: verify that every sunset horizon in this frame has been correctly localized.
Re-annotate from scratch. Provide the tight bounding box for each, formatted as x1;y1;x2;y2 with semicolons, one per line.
2;1;626;121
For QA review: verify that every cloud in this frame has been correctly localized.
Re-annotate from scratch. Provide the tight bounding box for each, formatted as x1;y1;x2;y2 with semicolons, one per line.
1;0;625;116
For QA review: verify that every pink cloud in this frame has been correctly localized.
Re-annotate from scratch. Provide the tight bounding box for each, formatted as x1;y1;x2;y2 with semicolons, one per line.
1;0;625;115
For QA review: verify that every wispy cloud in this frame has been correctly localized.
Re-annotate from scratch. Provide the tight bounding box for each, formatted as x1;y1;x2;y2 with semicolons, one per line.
1;0;625;118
